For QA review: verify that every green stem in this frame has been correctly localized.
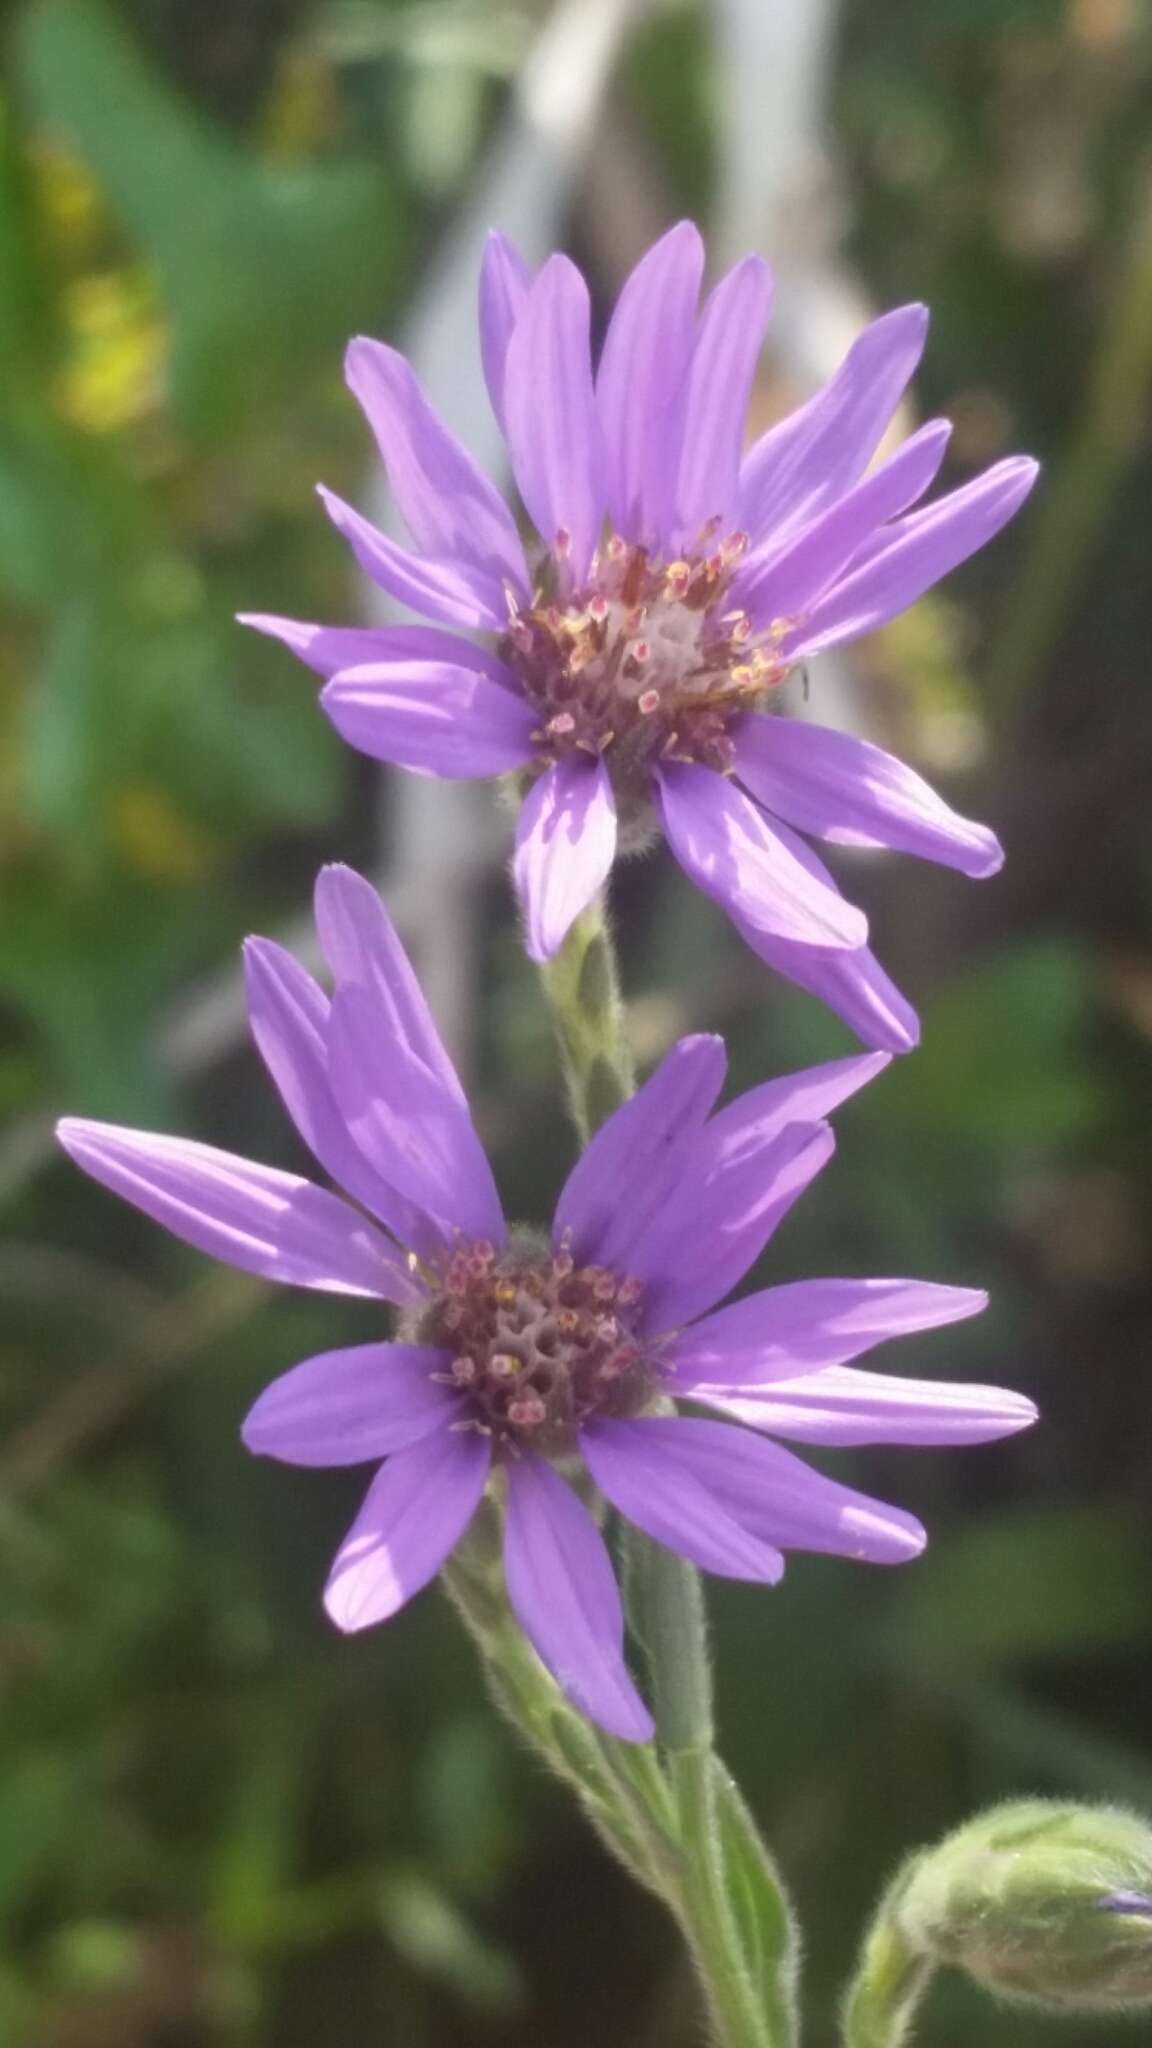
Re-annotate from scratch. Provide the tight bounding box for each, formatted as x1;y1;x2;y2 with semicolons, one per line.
671;1748;782;2048
623;1524;713;1752
535;906;798;2048
841;1864;934;2048
538;895;634;1137
443;1526;682;1904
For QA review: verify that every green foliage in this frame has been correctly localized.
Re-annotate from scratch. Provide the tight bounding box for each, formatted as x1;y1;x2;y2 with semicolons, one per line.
1;0;1152;2042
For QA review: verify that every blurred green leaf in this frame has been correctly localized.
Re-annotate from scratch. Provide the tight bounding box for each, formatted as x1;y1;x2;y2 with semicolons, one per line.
380;1869;523;2016
884;1505;1152;1673
16;0;403;445
0;1752;78;1924
881;941;1102;1148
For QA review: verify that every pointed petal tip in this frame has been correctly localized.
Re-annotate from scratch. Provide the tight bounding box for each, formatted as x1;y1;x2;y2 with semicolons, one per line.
855;1049;893;1083
598;1690;657;1744
679;1030;727;1059
842;1506;928;1565
974;833;1006;879
323;1575;377;1634
55;1114;89;1155
344;332;381;365
953;1284;990;1317
238;1414;271;1458
483;226;524;259
892;1516;928;1562
879;301;929;342
1001;1392;1040;1434
313;859;374;925
235;611;309;651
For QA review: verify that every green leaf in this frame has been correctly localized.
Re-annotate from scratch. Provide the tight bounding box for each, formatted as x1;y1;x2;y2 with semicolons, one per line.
710;1762;799;2035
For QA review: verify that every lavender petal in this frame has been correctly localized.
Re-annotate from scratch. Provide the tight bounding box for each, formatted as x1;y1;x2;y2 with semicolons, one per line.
322;658;537;779
629;1122;837;1333
596;220;704;551
655;763;868;950
791;457;1040;657
328;985;506;1248
729;914;921;1053
242;937;444;1263
318;486;510;631
691;1365;1037;1446
503;255;605;582
552;1033;727;1269
738;304;929;544
237;613;444;682
513;757;617;964
704;1048;888;1157
313;864;465;1105
734;717;1003;878
581;1420;785;1583
242;1343;459;1466
479;230;531;431
56;1118;415;1301
345;338;528;593
734;419;952;626
504;1454;654;1742
671;1277;988;1389
614;1416;926;1564
324;1427;491;1631
673;255;773;546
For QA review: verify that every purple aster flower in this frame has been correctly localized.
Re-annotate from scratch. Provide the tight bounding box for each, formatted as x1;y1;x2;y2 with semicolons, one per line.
57;866;1035;1741
242;224;1037;1052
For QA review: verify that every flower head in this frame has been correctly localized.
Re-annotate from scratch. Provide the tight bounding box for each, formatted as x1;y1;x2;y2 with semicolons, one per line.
892;1801;1152;2012
242;224;1037;1051
57;866;1035;1741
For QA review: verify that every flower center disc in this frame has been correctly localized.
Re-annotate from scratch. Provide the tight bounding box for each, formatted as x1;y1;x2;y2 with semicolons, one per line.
422;1237;655;1454
500;531;789;794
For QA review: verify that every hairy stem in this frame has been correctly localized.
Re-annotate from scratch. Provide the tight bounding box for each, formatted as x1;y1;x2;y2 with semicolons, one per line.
841;1866;934;2048
671;1746;784;2048
534;905;798;2048
538;895;634;1138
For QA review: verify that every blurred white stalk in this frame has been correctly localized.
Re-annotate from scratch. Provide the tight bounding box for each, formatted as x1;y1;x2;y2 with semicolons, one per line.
371;0;649;1070
3;0;645;1198
710;0;881;737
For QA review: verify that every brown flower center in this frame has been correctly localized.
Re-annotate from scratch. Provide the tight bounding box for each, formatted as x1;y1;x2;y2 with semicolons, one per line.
419;1235;658;1455
499;530;790;797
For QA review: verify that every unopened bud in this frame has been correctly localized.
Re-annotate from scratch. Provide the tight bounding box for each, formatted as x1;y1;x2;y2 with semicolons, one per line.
896;1800;1152;2012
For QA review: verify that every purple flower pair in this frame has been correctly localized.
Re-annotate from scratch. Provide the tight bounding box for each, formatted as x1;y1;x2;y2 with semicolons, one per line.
58;867;1035;1741
243;220;1037;1051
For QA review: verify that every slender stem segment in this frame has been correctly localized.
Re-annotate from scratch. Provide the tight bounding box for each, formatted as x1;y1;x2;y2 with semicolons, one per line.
841;1865;934;2048
533;895;798;2048
538;896;634;1137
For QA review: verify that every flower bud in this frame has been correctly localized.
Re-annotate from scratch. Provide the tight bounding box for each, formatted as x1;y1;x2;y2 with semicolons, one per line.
895;1800;1152;2011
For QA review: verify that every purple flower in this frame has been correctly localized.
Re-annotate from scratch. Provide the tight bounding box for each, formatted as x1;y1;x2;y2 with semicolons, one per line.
241;224;1037;1051
57;866;1035;1742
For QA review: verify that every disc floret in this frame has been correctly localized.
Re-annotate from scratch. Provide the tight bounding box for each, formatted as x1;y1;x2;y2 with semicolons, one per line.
500;528;790;794
418;1231;657;1456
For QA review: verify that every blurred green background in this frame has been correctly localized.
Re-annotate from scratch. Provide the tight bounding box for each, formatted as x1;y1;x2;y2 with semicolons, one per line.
2;0;1152;2041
